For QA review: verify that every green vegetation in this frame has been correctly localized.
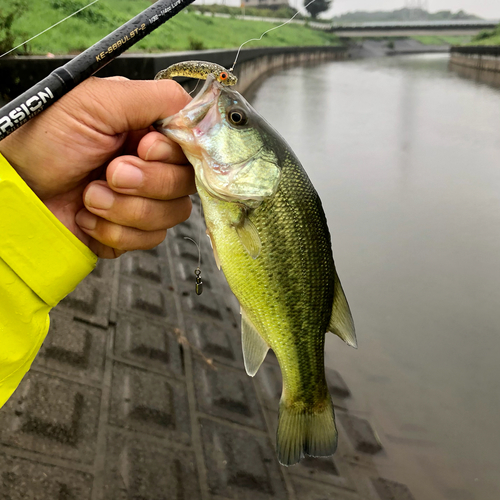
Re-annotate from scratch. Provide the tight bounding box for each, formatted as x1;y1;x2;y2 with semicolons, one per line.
469;24;500;46
304;0;331;19
0;0;28;54
411;35;472;45
195;4;304;20
331;8;480;23
0;0;339;55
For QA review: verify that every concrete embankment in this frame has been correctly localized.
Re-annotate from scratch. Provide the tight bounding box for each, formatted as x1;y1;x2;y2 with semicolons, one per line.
0;46;348;101
448;46;500;88
450;45;500;72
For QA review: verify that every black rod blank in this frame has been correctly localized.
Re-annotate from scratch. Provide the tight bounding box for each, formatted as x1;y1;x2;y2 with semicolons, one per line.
0;0;196;141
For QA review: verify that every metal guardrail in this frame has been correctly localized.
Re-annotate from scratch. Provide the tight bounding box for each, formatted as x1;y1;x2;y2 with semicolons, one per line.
451;45;500;56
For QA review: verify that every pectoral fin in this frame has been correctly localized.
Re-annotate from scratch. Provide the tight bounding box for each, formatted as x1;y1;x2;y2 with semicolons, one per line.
235;217;261;259
206;228;221;270
328;271;357;348
241;309;269;376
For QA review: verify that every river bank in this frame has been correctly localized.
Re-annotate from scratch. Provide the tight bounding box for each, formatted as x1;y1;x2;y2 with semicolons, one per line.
450;45;500;72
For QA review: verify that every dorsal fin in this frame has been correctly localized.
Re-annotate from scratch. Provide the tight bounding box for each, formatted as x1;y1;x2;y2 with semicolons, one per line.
328;271;357;348
241;309;269;376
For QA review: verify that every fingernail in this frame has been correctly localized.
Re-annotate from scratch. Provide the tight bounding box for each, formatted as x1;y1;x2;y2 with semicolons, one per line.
85;184;115;210
146;140;171;161
112;162;144;189
76;210;97;231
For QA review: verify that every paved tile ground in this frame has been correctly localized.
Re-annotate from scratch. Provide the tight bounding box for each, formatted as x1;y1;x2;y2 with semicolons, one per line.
0;197;416;500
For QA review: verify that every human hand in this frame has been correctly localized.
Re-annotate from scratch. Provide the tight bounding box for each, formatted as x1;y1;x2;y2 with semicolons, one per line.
0;76;194;259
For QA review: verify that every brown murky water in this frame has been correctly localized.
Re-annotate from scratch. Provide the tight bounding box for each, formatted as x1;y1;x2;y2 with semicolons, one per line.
251;54;500;500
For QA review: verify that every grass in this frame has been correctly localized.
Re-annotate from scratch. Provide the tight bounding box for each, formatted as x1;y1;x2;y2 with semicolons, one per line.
468;25;500;46
1;0;340;55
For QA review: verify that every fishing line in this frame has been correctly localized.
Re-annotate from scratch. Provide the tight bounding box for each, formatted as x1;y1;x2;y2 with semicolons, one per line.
189;79;202;95
0;0;101;59
230;0;319;72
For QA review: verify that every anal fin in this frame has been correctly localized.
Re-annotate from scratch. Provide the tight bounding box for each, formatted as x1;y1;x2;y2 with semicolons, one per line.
328;270;357;348
206;228;221;270
241;309;269;376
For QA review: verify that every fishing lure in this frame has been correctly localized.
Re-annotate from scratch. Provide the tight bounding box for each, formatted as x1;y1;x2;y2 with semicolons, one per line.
154;61;237;86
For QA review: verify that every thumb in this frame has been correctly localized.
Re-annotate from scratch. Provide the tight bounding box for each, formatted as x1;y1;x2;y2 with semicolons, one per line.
66;76;192;136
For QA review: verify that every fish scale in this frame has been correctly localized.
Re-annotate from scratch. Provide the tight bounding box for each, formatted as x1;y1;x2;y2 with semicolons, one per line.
198;149;334;413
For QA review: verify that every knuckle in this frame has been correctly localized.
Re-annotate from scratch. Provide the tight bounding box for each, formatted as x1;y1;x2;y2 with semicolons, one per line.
106;223;127;249
167;197;192;228
134;198;154;226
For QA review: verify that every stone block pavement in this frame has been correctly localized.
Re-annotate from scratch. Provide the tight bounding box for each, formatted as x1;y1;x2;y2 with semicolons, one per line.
0;197;416;500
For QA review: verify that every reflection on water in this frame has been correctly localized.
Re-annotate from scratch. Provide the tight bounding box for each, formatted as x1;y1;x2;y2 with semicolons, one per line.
251;55;500;500
449;61;500;89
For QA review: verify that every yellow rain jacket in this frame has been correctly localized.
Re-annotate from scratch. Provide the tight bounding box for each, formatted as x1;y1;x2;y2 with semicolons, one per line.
0;154;97;408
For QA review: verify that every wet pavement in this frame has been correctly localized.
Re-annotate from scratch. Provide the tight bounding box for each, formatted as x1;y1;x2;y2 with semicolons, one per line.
0;197;415;500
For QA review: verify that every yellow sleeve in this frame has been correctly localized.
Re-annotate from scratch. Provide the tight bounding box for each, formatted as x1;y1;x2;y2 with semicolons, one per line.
0;154;97;408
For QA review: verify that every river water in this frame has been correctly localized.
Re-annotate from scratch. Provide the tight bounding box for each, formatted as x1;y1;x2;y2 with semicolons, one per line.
251;54;500;500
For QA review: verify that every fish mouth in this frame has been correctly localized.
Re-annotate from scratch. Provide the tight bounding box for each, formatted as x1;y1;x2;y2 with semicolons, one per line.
154;75;222;134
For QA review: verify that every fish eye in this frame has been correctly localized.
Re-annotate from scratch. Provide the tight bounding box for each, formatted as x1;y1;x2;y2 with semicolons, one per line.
228;109;247;126
219;72;228;81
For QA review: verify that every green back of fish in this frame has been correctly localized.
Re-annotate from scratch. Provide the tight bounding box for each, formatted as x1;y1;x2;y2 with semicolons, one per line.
199;145;335;401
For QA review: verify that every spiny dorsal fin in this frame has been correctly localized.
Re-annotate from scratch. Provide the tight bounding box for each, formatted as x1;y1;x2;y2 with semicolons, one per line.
206;228;221;270
328;270;357;348
241;309;269;376
234;217;261;259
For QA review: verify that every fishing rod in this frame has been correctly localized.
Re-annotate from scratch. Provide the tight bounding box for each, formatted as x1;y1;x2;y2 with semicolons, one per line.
0;0;196;141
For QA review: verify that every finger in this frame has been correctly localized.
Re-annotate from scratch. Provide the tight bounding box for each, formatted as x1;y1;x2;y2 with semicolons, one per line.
70;77;191;136
75;207;168;252
88;241;127;260
83;181;192;231
106;156;196;199
137;131;188;164
122;128;150;156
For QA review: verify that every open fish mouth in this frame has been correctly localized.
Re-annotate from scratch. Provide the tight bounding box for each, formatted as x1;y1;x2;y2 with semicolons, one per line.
154;74;221;134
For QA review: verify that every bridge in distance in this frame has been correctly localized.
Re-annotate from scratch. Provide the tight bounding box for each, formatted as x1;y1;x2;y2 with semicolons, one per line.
321;20;499;37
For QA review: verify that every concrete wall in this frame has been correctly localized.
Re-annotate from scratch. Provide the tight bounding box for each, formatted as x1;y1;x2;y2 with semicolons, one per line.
450;46;500;73
0;46;348;101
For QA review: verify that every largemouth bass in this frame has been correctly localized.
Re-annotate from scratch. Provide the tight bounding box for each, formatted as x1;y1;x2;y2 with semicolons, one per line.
156;73;356;466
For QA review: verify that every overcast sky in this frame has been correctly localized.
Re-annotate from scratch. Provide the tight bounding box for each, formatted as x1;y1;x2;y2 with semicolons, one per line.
198;0;500;19
328;0;500;19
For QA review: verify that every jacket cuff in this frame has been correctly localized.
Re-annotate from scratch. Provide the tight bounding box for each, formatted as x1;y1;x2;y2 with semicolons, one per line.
0;154;97;306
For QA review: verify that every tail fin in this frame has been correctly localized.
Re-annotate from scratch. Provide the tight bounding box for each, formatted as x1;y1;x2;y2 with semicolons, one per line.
276;397;337;466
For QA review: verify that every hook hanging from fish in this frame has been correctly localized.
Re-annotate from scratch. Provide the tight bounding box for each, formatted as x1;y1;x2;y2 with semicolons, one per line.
154;61;237;86
183;236;203;295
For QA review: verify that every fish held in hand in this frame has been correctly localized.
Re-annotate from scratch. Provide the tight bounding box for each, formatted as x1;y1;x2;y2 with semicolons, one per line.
156;74;356;466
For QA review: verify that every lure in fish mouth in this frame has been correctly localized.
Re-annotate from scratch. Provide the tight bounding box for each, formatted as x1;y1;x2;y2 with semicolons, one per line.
155;62;357;467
